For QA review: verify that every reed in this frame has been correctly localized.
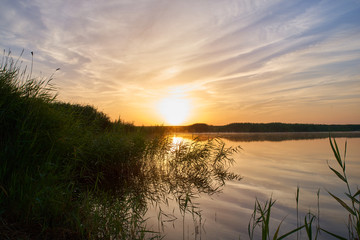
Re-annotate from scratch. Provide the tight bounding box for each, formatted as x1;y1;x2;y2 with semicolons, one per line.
1;51;243;238
248;196;305;240
321;138;359;240
248;137;358;240
0;51;154;239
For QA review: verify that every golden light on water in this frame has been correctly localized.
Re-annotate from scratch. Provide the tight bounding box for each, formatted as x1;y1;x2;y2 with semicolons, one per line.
158;96;190;126
171;136;184;145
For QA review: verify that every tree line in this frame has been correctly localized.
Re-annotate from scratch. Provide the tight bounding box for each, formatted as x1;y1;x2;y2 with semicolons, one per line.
165;122;360;133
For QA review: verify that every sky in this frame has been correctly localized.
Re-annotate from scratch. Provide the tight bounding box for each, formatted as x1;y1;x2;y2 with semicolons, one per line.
1;0;360;125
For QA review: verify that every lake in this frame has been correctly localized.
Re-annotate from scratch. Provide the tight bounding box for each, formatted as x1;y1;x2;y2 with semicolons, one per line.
144;132;360;240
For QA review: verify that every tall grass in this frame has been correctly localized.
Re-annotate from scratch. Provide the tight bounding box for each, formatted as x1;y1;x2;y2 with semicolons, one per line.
322;138;359;239
0;51;152;238
0;51;242;239
0;51;74;237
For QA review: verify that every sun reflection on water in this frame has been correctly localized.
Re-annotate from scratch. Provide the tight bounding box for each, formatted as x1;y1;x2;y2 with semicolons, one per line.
171;136;184;146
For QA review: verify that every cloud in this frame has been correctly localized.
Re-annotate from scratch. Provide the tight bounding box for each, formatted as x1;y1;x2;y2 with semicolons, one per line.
0;0;359;124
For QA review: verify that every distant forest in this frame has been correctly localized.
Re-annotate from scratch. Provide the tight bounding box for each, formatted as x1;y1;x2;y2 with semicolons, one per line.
164;123;360;133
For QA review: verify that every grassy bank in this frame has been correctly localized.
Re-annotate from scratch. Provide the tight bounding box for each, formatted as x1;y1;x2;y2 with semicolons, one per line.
0;53;241;239
0;53;156;239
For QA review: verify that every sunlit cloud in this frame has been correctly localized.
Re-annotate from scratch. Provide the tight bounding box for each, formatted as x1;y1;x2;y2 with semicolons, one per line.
1;0;359;124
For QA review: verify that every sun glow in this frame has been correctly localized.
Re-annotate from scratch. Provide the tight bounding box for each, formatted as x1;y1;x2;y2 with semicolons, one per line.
158;97;190;125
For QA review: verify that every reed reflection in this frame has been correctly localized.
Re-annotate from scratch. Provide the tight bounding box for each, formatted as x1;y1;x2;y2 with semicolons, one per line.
89;136;242;238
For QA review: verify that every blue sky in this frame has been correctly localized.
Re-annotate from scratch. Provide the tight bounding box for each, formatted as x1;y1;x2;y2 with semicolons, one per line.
1;0;360;125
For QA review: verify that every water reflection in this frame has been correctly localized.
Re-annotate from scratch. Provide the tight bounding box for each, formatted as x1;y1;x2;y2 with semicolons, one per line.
143;137;243;239
174;131;360;142
92;134;359;239
144;134;360;239
90;136;241;238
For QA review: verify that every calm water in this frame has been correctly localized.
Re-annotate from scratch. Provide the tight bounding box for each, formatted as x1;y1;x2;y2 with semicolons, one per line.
144;133;360;240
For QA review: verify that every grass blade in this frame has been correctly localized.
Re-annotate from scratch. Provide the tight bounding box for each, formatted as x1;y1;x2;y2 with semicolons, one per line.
345;193;360;204
273;217;285;240
320;228;347;240
278;225;304;240
329;138;342;168
328;191;356;216
304;214;316;239
328;165;347;183
353;189;360;197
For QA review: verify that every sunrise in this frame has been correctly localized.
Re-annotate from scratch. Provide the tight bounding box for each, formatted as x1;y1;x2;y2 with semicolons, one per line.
1;0;360;239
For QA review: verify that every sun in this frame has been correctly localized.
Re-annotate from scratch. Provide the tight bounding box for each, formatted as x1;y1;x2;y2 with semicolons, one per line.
158;96;190;125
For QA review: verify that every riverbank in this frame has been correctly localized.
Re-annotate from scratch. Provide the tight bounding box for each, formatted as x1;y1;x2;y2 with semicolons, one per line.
0;55;158;239
0;56;240;239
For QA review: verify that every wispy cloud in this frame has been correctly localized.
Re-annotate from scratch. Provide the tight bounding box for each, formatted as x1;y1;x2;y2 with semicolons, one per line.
1;0;359;124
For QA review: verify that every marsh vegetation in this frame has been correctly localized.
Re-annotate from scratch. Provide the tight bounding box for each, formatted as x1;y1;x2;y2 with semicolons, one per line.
1;52;359;239
0;52;242;239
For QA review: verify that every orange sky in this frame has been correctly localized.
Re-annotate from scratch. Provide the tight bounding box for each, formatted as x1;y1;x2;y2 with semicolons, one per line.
1;1;360;125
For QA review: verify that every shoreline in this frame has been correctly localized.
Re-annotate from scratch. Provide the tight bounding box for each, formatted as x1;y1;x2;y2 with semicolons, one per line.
168;131;360;142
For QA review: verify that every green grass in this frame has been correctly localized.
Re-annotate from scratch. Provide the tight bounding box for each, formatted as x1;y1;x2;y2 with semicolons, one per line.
0;52;153;239
0;51;242;239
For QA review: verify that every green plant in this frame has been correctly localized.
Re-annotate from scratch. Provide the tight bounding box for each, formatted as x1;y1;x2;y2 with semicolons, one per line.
248;197;304;240
303;212;319;240
321;138;360;240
